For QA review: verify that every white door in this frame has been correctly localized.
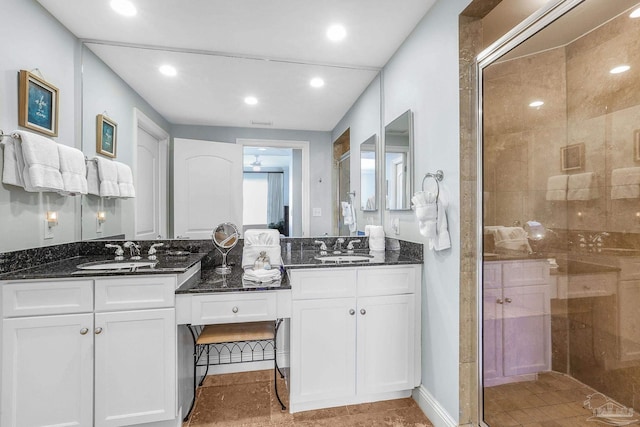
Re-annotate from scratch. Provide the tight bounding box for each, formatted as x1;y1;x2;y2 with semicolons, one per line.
94;308;176;427
356;294;415;394
290;298;357;406
1;314;94;427
135;110;168;239
174;138;243;239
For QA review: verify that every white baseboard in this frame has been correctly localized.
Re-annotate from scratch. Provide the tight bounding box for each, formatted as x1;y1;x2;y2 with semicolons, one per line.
413;385;457;427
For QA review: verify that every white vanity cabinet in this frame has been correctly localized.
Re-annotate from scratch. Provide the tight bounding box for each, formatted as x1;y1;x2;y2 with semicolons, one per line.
289;264;421;413
1;275;178;427
483;259;551;387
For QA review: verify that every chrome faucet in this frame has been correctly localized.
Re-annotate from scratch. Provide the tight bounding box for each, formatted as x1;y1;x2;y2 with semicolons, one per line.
314;240;328;255
147;243;164;260
105;243;124;261
346;239;361;253
333;237;345;253
578;232;609;253
123;241;141;260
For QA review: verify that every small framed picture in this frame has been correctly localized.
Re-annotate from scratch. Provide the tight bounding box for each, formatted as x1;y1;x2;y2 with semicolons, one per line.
18;70;59;137
96;114;117;158
635;130;640;162
561;143;584;171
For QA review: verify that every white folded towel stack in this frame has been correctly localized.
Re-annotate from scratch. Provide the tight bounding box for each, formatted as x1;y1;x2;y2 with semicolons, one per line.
546;175;568;201
86;160;100;196
567;172;598;200
492;226;532;254
115;161;136;198
15;130;64;192
95;157;119;197
611;167;640;199
2;135;24;188
366;225;385;251
241;229;283;269
57;144;88;196
242;267;281;285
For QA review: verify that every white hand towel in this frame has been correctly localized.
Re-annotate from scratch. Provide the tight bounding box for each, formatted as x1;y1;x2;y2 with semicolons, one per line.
15;130;64;192
567;172;598;200
611;167;640;199
493;226;532;253
86;159;100;196
427;190;451;252
242;267;281;283
95;157;119;197
2;136;24;187
341;201;354;224
57;144;88;196
414;190;438;236
241;229;282;269
546;175;568;201
115;161;135;198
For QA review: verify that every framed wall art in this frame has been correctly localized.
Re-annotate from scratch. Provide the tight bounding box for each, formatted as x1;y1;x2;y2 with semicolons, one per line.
561;143;584;171
18;70;59;137
96;114;117;158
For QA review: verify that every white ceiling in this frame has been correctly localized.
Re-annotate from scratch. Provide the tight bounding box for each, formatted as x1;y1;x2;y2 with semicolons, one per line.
36;0;437;131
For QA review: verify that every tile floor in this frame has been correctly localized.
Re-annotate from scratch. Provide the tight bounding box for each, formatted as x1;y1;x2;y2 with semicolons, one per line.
183;370;434;426
482;371;633;426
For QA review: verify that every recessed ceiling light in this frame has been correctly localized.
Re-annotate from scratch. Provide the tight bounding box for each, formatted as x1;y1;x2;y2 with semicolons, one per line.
326;24;346;42
310;77;325;88
244;96;258;105
110;0;137;17
159;65;177;77
529;100;544;108
610;65;631;74
630;7;640;18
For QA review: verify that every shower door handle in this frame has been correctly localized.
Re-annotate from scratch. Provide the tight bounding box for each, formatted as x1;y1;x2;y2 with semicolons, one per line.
496;298;503;304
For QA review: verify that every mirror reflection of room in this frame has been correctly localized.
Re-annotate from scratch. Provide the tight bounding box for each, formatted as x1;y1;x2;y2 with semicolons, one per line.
385;110;412;211
481;1;640;426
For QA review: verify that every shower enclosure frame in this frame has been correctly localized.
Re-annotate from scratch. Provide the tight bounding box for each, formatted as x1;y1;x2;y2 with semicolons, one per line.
475;1;586;425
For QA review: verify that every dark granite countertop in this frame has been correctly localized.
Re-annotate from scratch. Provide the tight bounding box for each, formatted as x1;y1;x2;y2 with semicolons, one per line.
551;259;620;276
283;249;422;269
176;265;290;293
0;253;206;281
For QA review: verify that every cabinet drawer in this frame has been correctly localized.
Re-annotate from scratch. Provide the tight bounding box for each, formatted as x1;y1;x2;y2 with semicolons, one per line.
502;260;549;287
2;280;93;317
356;266;417;296
95;276;176;312
191;292;277;324
290;269;357;300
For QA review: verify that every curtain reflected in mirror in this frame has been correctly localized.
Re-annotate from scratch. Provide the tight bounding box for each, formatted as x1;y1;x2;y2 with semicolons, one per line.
243;171;286;236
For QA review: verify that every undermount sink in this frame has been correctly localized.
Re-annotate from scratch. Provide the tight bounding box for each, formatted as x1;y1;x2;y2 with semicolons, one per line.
314;254;374;263
76;260;157;271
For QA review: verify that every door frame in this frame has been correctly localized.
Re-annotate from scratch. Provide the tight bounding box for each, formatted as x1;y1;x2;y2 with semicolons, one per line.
133;108;169;239
237;138;310;237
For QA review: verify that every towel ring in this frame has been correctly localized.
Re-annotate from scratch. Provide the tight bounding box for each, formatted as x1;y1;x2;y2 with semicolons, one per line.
421;170;444;198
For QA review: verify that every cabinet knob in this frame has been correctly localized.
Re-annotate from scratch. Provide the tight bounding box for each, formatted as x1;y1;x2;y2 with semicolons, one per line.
349;309;355;315
95;327;103;335
505;298;512;304
80;328;89;335
496;298;504;304
232;306;239;313
360;308;366;315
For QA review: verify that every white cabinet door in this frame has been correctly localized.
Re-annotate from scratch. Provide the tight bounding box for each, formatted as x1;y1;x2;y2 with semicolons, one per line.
483;288;503;382
502;284;550;377
291;298;356;405
94;308;176;427
356;294;415;394
1;313;94;427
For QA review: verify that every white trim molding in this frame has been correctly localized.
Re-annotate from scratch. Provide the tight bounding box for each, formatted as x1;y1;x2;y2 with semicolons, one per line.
413;385;457;427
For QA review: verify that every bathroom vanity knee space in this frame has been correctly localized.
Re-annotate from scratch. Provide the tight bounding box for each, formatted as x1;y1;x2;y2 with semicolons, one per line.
0;273;186;427
288;264;421;413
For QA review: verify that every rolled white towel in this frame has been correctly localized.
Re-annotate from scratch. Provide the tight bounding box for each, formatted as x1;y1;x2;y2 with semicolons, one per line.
242;267;281;283
611;168;640;199
57;144;88;196
546;175;568;201
242;229;282;269
115;161;135;198
567;172;598;200
367;225;385;251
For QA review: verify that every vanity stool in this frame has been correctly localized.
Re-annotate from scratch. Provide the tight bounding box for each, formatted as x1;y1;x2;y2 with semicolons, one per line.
183;319;286;421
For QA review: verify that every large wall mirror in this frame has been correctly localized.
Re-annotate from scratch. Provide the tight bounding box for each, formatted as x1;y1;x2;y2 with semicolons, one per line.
384;110;413;210
360;134;377;211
